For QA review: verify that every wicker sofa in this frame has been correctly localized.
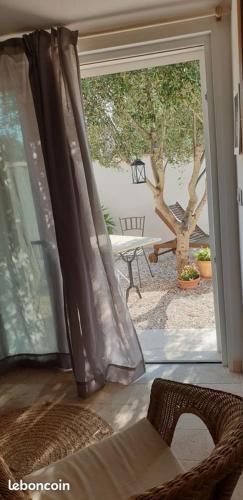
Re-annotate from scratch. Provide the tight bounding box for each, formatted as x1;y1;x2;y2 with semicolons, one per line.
2;378;243;499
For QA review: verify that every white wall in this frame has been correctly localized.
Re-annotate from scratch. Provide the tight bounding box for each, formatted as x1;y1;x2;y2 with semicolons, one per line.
231;0;243;287
94;157;209;240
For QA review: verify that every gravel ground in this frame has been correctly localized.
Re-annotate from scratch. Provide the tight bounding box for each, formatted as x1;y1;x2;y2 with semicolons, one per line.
116;249;215;330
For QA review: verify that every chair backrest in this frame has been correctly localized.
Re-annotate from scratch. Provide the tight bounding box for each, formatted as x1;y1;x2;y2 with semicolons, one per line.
119;216;145;236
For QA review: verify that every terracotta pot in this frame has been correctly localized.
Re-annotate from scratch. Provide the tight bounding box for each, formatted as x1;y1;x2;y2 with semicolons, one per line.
197;260;212;279
178;276;200;289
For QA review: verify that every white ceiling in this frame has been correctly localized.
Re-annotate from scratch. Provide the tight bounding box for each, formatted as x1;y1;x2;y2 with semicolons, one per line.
0;0;229;37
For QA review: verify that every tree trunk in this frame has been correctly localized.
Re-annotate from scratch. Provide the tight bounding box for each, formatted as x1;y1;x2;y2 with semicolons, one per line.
146;144;207;273
176;231;190;272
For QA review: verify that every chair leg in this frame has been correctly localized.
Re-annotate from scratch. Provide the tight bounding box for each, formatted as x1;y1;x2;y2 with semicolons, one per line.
142;248;154;277
136;255;142;288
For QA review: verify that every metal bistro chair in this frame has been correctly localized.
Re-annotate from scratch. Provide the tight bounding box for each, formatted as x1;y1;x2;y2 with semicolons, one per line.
119;216;153;288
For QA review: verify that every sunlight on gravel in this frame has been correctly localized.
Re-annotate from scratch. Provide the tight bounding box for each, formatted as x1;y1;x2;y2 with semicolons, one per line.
116;250;215;330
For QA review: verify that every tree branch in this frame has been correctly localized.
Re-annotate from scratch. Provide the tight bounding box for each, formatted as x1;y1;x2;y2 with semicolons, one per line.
155;199;181;232
194;183;207;222
118;107;150;141
193;113;197;157
145;69;156;125
195;166;206;187
146;167;180;231
188;145;203;202
189;108;203;124
146;178;160;195
164;159;169;171
150;129;162;186
183;143;204;230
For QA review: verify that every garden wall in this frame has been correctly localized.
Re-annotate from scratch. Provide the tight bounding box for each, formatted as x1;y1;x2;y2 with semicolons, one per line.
93;156;209;241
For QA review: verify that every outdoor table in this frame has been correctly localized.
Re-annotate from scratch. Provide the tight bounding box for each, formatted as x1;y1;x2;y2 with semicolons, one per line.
110;234;162;301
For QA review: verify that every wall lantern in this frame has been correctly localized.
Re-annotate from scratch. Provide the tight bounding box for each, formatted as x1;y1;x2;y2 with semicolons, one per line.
131;158;146;184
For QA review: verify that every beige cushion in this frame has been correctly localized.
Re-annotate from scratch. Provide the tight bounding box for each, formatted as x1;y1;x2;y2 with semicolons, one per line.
24;417;183;499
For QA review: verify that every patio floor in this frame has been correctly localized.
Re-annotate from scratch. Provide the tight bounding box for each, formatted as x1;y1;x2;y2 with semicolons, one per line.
116;249;219;362
116;250;215;330
138;328;221;362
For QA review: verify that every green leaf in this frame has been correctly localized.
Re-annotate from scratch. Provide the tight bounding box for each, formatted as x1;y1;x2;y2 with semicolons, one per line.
82;60;204;169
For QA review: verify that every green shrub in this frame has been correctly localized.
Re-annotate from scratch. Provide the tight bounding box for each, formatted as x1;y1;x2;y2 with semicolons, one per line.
102;205;116;234
195;247;211;261
179;264;199;281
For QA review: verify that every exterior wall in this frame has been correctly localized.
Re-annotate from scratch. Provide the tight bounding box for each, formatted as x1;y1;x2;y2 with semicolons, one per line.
94;157;209;239
231;0;243;287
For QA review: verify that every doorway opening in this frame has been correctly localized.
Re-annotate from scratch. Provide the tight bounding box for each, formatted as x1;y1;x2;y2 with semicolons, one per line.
81;47;222;364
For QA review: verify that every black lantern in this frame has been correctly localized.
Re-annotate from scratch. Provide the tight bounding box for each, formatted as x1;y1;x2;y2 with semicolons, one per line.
131;159;146;184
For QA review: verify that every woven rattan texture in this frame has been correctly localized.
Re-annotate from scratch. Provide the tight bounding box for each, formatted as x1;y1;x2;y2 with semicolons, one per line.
0;402;112;498
131;378;243;500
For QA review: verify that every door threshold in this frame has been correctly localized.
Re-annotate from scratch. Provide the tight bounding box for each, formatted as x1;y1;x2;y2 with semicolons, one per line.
145;360;222;365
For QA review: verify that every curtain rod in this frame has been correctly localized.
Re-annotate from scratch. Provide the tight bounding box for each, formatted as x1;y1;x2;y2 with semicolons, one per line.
0;5;225;42
78;6;224;40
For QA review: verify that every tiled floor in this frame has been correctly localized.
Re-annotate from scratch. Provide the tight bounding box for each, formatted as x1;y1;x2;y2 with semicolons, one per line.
0;363;243;499
137;328;221;362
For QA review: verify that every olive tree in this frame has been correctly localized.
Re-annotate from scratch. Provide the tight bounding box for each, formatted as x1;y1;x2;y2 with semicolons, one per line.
82;61;206;270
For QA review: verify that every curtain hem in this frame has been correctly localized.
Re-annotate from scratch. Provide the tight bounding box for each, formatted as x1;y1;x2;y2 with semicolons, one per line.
76;359;145;399
0;353;72;374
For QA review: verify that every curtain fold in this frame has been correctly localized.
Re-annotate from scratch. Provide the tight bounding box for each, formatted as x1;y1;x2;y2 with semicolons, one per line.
23;27;145;397
0;39;71;371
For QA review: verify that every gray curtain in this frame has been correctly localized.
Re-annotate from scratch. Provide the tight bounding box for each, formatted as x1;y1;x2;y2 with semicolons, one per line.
0;40;70;371
24;28;145;397
0;29;145;397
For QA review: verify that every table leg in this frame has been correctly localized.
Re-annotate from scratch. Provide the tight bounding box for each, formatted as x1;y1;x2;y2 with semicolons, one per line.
124;255;142;302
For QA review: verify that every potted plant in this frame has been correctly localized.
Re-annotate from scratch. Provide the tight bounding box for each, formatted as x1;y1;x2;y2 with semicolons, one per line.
195;247;212;279
178;264;200;289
